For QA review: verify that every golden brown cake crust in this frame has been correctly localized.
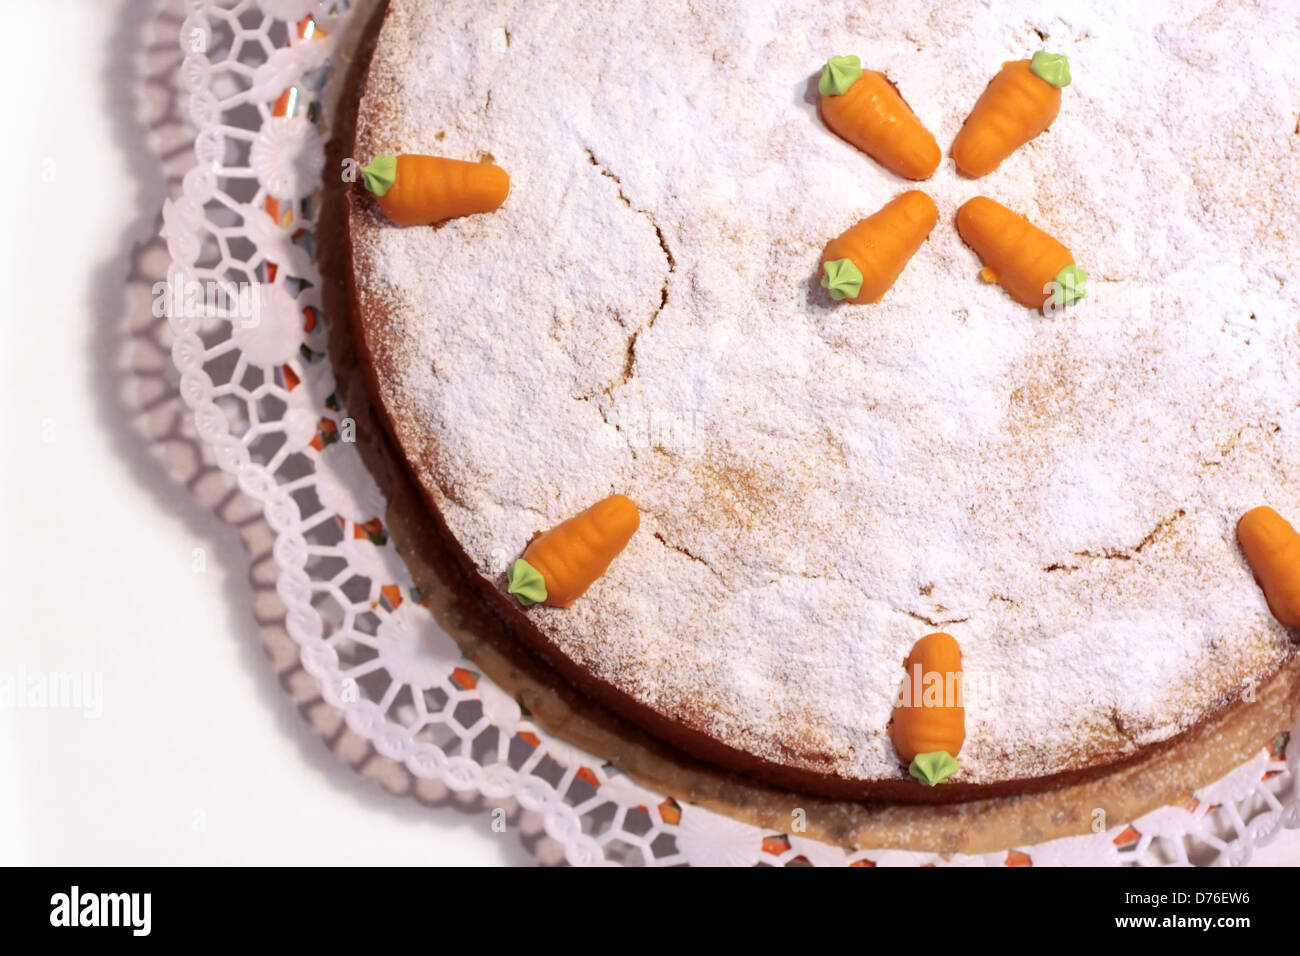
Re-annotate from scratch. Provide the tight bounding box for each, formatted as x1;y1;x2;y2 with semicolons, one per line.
338;0;1300;803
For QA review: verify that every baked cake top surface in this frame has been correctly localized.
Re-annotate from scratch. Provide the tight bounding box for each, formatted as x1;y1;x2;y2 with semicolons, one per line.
349;0;1300;784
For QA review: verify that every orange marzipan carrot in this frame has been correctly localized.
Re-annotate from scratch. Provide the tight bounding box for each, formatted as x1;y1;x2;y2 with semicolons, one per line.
362;154;509;226
956;195;1084;310
952;54;1069;178
819;60;940;180
1238;506;1300;628
820;190;937;304
889;632;965;769
508;494;640;608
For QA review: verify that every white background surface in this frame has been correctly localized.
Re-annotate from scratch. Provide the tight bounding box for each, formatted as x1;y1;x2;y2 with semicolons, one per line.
0;0;1295;867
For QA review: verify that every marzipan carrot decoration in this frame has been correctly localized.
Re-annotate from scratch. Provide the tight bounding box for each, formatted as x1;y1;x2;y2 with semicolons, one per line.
818;55;940;180
956;195;1087;311
361;154;509;226
889;632;965;786
952;51;1071;178
1237;506;1300;627
820;190;937;303
507;494;640;608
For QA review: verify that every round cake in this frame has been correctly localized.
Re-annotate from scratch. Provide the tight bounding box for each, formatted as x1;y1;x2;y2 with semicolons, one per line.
345;0;1300;800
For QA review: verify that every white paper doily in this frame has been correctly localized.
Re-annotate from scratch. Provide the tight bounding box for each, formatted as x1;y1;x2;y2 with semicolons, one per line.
163;0;1300;866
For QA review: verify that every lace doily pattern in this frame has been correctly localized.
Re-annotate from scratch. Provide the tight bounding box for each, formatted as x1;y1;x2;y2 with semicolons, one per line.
165;0;1300;866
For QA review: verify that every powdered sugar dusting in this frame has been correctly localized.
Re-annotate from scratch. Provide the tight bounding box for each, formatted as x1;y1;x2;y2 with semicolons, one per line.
350;0;1300;785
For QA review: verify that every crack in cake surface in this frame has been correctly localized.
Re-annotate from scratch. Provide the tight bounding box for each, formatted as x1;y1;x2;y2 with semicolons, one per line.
1072;508;1187;563
572;147;676;400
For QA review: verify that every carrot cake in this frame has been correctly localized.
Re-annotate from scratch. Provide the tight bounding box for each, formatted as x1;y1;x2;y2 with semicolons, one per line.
344;0;1300;800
